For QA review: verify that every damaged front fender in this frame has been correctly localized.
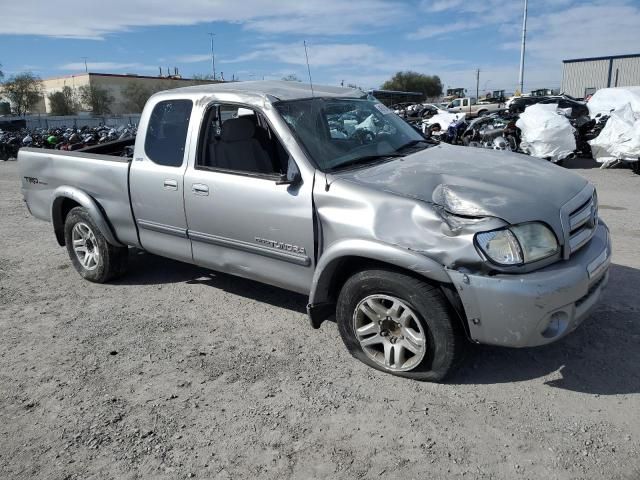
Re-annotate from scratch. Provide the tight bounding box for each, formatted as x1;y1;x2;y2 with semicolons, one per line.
309;173;508;314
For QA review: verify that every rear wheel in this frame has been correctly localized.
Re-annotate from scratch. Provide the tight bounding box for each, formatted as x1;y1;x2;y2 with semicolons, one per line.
64;207;128;283
336;269;466;381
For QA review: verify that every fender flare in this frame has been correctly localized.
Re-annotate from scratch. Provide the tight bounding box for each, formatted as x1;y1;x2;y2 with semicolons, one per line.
51;186;123;247
308;238;450;312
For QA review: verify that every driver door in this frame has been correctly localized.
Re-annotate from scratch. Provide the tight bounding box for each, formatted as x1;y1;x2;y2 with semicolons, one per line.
184;103;316;294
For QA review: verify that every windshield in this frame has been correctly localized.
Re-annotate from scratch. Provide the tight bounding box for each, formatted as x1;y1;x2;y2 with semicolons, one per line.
275;97;429;171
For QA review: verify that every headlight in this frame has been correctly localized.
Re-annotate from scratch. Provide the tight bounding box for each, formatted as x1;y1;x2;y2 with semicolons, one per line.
475;222;558;266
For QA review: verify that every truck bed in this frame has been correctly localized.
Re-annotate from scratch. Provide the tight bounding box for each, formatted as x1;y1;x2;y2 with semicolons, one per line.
78;137;135;157
17;148;139;247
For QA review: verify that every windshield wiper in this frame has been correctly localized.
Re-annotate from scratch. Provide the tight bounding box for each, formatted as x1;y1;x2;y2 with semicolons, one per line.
395;139;433;153
328;153;403;172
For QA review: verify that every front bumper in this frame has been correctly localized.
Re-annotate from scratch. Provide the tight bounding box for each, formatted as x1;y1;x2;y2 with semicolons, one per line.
447;222;611;347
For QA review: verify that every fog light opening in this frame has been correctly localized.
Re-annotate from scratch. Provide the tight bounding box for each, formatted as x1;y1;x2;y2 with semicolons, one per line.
541;311;569;339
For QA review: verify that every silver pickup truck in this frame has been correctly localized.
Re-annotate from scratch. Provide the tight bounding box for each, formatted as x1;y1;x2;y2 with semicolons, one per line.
18;81;611;381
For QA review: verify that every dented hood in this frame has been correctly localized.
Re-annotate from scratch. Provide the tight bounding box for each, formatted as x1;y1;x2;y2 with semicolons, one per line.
331;143;588;237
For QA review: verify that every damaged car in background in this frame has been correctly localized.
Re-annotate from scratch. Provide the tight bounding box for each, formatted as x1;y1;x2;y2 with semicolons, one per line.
19;81;611;381
406;87;639;173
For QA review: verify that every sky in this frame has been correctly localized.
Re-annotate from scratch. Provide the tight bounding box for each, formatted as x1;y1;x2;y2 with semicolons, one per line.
1;0;640;94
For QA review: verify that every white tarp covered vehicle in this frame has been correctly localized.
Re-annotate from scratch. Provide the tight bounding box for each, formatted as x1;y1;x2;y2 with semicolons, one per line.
587;86;640;117
586;87;640;167
422;111;464;136
515;103;576;163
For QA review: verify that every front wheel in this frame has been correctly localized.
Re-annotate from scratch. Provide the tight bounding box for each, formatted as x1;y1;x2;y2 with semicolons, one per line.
336;269;466;381
64;207;128;283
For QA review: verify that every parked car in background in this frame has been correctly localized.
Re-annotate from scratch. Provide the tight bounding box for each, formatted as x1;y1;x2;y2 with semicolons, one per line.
446;97;504;117
509;95;588;118
538;96;589;118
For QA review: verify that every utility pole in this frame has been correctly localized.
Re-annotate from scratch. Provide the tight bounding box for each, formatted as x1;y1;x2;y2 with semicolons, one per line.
475;68;480;102
208;32;216;81
518;0;528;94
81;57;88;73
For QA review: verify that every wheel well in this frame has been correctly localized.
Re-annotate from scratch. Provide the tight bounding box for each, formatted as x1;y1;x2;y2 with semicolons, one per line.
312;256;469;337
53;197;81;246
324;256;444;306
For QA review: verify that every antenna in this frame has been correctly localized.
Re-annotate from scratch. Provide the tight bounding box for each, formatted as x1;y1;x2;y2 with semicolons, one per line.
303;41;314;97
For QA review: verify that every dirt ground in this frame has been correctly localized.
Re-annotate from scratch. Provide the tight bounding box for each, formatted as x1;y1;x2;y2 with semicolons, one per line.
0;158;638;480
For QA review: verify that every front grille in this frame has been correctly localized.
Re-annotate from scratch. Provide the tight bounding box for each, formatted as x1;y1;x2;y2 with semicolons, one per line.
562;187;598;258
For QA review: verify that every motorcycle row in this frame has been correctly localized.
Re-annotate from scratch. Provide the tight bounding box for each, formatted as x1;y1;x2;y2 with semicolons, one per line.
0;124;137;161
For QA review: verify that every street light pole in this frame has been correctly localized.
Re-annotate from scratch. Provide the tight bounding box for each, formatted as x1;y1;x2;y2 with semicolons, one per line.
208;33;216;81
518;0;528;94
81;57;88;73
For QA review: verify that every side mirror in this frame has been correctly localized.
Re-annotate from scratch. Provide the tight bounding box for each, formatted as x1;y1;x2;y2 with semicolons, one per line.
276;157;302;185
275;171;302;186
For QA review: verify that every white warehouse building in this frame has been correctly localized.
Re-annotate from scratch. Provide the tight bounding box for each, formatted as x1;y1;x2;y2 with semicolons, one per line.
561;54;640;98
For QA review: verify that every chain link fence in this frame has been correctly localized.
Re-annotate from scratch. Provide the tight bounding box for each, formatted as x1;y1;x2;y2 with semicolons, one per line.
23;114;142;130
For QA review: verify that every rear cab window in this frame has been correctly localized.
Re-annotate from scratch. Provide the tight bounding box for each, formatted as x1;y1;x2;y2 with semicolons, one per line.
145;99;193;167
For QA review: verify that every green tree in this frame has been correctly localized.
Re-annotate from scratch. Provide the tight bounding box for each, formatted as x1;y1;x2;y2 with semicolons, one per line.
47;86;78;115
78;84;114;115
381;71;443;98
282;74;301;82
191;73;215;81
1;72;43;115
122;82;152;113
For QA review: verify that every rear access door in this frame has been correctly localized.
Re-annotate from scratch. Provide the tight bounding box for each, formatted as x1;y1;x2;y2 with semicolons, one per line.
130;98;194;263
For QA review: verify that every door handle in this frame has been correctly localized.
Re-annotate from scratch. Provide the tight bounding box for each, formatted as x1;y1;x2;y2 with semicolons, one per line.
163;179;178;190
192;183;209;196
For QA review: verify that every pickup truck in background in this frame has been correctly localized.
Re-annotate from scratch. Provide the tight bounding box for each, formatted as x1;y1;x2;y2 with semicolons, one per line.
18;81;611;381
446;97;505;117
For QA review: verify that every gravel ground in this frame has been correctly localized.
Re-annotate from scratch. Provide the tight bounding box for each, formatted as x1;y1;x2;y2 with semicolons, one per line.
0;158;639;480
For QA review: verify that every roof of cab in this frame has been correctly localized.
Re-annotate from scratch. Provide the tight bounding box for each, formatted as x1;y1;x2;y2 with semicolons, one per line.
166;80;365;101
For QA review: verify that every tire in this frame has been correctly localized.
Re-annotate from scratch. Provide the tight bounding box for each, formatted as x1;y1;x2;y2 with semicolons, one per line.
336;269;466;382
63;207;128;283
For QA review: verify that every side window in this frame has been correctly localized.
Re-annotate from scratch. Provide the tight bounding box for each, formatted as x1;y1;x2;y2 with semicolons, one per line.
145;99;193;167
197;104;288;176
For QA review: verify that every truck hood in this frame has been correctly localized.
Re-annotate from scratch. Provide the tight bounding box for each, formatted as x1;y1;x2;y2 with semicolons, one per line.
330;143;588;237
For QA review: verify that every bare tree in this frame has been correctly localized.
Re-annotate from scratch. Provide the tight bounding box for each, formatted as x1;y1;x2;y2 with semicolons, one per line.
2;72;43;115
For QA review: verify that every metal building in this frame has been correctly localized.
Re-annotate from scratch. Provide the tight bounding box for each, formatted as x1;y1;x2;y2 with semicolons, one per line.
561;54;640;98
